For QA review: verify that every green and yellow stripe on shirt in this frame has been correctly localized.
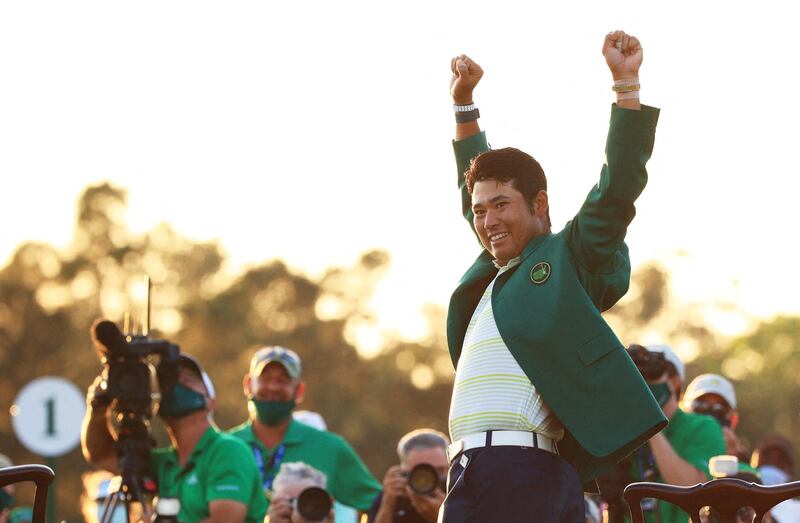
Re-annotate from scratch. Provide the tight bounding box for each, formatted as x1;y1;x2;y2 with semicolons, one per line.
448;258;564;443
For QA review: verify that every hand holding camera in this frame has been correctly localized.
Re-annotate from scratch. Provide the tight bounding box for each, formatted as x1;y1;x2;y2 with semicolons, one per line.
268;486;333;523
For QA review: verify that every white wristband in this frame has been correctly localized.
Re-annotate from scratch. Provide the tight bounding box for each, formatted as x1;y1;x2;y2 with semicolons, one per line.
453;103;476;112
616;90;640;100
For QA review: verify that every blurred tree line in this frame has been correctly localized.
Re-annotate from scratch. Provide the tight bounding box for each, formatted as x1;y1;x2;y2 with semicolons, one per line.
1;183;798;518
0;183;451;519
605;264;800;465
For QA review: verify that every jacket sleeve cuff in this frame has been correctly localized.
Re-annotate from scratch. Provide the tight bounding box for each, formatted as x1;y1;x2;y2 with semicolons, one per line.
608;104;660;147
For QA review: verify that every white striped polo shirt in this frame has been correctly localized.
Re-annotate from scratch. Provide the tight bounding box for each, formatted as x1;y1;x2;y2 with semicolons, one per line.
448;256;564;443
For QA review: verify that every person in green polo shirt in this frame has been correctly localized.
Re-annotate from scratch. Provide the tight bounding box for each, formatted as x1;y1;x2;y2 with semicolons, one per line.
623;344;726;523
82;354;267;523
229;346;381;514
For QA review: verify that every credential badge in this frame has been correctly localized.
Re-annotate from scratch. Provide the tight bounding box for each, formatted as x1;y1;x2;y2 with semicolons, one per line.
530;262;551;284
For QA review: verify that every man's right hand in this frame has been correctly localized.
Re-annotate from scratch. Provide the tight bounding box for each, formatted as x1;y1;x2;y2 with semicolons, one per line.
450;55;483;105
87;375;111;411
380;465;408;507
267;496;293;523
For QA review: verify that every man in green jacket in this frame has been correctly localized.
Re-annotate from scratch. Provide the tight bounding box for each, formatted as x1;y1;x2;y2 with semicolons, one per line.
442;31;667;522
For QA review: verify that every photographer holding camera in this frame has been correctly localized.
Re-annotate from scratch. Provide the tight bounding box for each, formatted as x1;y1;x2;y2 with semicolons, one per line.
81;352;267;523
367;429;449;523
268;462;335;523
621;344;726;523
683;373;750;462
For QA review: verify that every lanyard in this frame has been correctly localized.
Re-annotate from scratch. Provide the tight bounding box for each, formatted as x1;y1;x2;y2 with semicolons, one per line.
252;443;287;492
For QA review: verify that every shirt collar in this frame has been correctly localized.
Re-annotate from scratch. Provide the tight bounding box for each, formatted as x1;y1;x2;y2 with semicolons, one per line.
489;234;552;271
166;426;217;471
493;255;522;272
189;426;219;458
246;418;308;450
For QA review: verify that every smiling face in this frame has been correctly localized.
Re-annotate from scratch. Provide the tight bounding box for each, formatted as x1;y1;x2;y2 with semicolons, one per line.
471;180;549;266
244;361;305;403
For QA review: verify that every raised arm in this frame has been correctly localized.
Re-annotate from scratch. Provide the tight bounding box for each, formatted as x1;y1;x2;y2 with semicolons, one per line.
451;55;489;231
451;55;483;140
80;376;120;474
566;30;659;309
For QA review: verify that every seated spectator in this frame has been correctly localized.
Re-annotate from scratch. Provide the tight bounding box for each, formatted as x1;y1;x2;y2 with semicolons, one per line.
268;462;335;523
751;435;800;522
751;435;795;485
368;429;449;523
700;455;771;523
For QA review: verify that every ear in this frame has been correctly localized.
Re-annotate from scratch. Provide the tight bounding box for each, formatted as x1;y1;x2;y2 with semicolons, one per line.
730;412;739;430
532;190;549;218
206;396;217;412
294;381;306;405
242;374;253;398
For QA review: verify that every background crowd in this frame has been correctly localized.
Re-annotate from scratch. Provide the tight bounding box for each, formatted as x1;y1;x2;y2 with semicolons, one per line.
1;185;800;522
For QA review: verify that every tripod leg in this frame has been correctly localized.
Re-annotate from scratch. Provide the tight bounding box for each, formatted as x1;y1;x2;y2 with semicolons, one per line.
100;490;119;523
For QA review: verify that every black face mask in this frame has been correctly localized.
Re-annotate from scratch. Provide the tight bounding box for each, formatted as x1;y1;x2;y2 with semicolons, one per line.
648;382;673;407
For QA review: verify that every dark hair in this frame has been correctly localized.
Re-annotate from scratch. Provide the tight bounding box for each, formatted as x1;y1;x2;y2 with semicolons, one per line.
465;147;549;225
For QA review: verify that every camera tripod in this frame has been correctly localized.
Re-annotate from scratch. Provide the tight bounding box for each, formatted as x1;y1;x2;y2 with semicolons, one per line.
99;415;157;523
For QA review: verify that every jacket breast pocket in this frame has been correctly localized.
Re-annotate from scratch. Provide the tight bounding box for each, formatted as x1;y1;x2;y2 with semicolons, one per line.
577;334;620;366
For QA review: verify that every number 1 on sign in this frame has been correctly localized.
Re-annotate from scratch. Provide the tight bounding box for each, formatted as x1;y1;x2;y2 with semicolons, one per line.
45;397;56;437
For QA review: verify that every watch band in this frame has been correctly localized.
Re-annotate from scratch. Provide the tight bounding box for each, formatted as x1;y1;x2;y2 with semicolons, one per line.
455;108;480;123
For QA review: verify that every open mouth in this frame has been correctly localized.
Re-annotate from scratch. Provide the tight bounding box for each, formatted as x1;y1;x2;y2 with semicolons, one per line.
489;232;509;244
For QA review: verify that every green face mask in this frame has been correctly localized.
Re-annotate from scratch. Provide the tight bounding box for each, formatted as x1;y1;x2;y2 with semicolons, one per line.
159;383;207;419
648;382;673;407
250;398;295;426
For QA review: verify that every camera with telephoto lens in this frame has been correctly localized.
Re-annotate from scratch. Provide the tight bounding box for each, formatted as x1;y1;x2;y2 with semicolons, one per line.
293;487;332;522
90;318;182;504
597;344;668;523
404;463;445;496
625;344;668;381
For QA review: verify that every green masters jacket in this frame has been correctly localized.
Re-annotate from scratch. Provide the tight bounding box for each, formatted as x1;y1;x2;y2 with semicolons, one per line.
448;104;668;485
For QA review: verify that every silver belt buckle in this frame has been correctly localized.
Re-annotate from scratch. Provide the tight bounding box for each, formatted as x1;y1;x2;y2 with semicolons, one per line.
447;439;464;463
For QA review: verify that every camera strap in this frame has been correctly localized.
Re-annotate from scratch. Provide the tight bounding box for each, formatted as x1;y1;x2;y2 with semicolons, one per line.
252;443;287;492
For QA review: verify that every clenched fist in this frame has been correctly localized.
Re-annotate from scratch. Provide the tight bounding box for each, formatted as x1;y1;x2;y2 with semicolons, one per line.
450;54;483;105
603;30;643;80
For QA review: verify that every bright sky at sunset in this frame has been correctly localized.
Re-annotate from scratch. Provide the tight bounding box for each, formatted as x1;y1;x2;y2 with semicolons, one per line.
2;1;798;351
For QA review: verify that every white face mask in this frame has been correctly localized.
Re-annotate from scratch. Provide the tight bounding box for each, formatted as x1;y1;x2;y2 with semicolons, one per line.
759;465;790;486
95;502;127;523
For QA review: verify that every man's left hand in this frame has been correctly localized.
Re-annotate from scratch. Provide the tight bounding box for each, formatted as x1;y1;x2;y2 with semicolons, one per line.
603;30;643;80
406;486;445;523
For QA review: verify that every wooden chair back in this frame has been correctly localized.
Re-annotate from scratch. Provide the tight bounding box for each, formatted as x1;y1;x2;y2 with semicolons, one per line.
624;479;800;523
0;465;55;523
